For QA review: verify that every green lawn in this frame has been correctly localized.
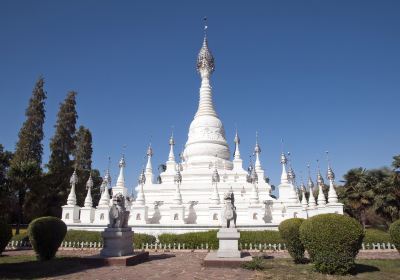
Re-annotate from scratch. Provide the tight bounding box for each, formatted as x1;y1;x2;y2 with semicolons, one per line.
256;258;400;280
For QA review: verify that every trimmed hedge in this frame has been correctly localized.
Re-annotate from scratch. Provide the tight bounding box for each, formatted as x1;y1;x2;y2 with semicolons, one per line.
64;230;156;247
158;230;284;249
159;231;218;249
300;214;364;275
0;220;12;255
389;220;400;253
64;230;102;243
279;218;305;263
134;233;156;247
363;228;391;244
240;230;284;245
28;217;67;261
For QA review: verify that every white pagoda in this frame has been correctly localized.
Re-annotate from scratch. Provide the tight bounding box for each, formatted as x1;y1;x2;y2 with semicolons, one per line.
62;29;343;235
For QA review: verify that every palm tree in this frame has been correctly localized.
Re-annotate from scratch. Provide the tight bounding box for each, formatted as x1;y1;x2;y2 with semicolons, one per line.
340;168;374;228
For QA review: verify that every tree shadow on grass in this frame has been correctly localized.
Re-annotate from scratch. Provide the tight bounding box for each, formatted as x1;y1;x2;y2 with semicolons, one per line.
0;257;103;279
350;263;380;275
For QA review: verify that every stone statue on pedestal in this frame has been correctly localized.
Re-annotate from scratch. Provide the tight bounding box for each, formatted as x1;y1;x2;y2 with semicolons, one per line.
100;193;133;257
222;191;236;228
108;193;130;228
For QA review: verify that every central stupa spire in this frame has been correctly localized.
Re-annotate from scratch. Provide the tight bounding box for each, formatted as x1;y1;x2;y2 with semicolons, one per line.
183;20;232;169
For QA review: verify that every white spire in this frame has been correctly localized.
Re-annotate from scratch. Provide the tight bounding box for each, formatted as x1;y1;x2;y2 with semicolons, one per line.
136;169;146;205
280;152;289;184
249;163;260;204
307;164;317;208
168;132;175;162
145;143;154;184
254;132;262;171
300;182;308;209
316;160;326;206
116;154;126;188
326;151;339;203
98;173;111;207
233;128;241;160
67;169;78;206
84;173;93;208
195;27;217;118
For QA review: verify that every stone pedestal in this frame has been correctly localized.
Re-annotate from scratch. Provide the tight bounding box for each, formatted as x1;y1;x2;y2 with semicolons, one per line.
80;207;95;224
61;205;81;224
100;227;134;257
217;228;240;258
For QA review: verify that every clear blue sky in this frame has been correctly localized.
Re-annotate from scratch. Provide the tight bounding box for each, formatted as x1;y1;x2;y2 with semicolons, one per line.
1;0;399;193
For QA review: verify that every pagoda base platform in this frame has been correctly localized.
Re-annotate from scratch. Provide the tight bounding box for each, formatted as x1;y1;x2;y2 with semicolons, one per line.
203;252;253;267
84;251;149;266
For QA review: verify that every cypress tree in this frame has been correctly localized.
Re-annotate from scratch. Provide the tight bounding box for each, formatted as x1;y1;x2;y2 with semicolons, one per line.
8;77;47;233
74;125;95;205
74;126;93;171
0;144;13;220
48;91;78;173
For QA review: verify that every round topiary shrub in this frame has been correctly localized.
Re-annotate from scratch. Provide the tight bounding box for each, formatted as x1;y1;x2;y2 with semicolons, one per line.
389;220;400;254
279;218;305;263
0;220;12;255
299;214;364;275
28;216;67;261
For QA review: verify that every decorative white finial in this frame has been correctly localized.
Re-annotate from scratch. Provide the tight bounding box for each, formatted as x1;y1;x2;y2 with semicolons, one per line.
116;154;126;189
233;128;241;160
145;143;153;183
280;152;288;184
326;151;338;203
84;173;93;208
136;169;146;205
300;182;308;209
98;171;111;206
67;169;78;206
316;159;326;206
307;164;317;208
197;17;214;77
168;131;175;162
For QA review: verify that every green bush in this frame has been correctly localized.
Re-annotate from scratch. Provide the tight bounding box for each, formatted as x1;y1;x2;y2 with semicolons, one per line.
64;230;102;243
134;233;156;247
28;217;67;261
240;230;284;245
363;228;391;244
299;214;364;275
279;218;305;263
389;220;400;253
0;220;12;255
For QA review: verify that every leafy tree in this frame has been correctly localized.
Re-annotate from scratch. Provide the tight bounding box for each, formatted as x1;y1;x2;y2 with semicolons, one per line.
47;91;78;174
8;77;46;233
